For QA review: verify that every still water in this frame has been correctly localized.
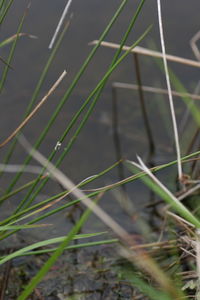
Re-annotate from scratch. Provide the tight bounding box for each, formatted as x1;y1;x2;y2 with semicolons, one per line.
0;0;200;240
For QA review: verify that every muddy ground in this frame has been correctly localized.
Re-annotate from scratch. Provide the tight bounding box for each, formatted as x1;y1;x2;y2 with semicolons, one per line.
0;243;145;300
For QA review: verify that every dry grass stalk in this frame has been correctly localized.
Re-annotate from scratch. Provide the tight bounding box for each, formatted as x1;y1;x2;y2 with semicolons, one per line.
18;134;183;298
0;163;47;175
156;0;182;180
167;211;195;230
178;183;200;202
89;40;200;69
112;82;200;101
0;70;67;148
49;0;73;49
190;31;200;61
83;156;200;194
18;134;129;241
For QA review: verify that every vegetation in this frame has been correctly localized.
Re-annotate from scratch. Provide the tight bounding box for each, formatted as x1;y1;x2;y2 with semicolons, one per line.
0;0;200;299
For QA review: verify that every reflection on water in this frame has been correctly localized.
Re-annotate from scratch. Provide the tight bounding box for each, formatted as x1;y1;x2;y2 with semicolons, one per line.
0;0;200;239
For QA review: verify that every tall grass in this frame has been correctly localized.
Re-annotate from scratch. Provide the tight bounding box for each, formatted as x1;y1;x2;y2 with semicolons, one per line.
0;1;200;299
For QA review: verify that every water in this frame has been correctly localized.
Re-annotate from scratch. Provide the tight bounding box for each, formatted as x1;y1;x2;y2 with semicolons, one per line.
0;0;200;240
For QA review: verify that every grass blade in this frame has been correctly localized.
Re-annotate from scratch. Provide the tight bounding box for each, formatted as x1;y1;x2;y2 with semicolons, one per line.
126;159;200;228
156;0;182;180
17;1;149;210
0;231;106;265
4;0;129;195
0;5;28;92
17;200;98;300
0;20;71;177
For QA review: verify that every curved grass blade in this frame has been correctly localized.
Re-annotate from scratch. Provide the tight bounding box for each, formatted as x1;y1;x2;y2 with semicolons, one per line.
0;160;118;226
19;239;118;256
0;161;119;240
0;231;106;265
0;33;37;48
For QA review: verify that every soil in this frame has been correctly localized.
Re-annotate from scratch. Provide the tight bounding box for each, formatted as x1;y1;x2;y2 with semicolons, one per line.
0;244;142;300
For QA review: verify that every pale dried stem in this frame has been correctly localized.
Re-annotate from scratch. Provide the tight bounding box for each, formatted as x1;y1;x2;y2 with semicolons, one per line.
112;82;200;101
0;70;67;148
18;134;129;242
190;30;200;61
167;211;195;229
82;157;200;194
49;0;73;49
178;183;200;201
18;135;181;297
89;40;200;69
16;191;69;224
180;247;196;259
0;163;47;175
157;0;182;180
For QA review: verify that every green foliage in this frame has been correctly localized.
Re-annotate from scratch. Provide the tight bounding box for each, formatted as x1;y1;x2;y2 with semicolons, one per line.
0;0;199;299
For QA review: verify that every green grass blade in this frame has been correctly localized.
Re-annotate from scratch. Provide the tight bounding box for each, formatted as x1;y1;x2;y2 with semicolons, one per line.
126;160;200;228
19;24;151;211
0;0;14;25
0;231;106;265
0;224;50;231
9;239;118;256
168;68;200;126
17;200;97;300
19;0;147;208
0;22;70;178
0;160;118;227
0;7;27;92
152;45;200;127
1;149;200;241
0;0;6;13
127;275;173;300
0;161;118;239
4;0;129;195
0;176;46;205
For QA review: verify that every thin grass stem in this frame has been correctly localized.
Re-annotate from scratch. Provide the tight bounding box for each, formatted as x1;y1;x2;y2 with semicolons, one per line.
90;40;200;69
4;0;129;195
156;0;182;180
0;70;67;148
0;5;27;92
49;0;73;49
112;82;200;101
0;0;14;25
16;1;148;211
0;21;71;177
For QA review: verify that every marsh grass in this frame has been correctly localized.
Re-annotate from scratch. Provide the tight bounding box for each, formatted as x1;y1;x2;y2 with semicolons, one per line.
0;0;200;299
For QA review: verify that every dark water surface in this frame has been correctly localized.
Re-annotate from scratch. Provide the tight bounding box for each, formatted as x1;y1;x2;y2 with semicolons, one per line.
0;0;200;239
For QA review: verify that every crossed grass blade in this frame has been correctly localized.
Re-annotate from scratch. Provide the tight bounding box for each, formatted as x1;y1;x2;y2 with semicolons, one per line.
0;161;119;241
4;0;130;196
15;0;148;212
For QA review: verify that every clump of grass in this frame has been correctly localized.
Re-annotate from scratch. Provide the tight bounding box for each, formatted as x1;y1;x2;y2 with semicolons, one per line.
0;0;200;299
